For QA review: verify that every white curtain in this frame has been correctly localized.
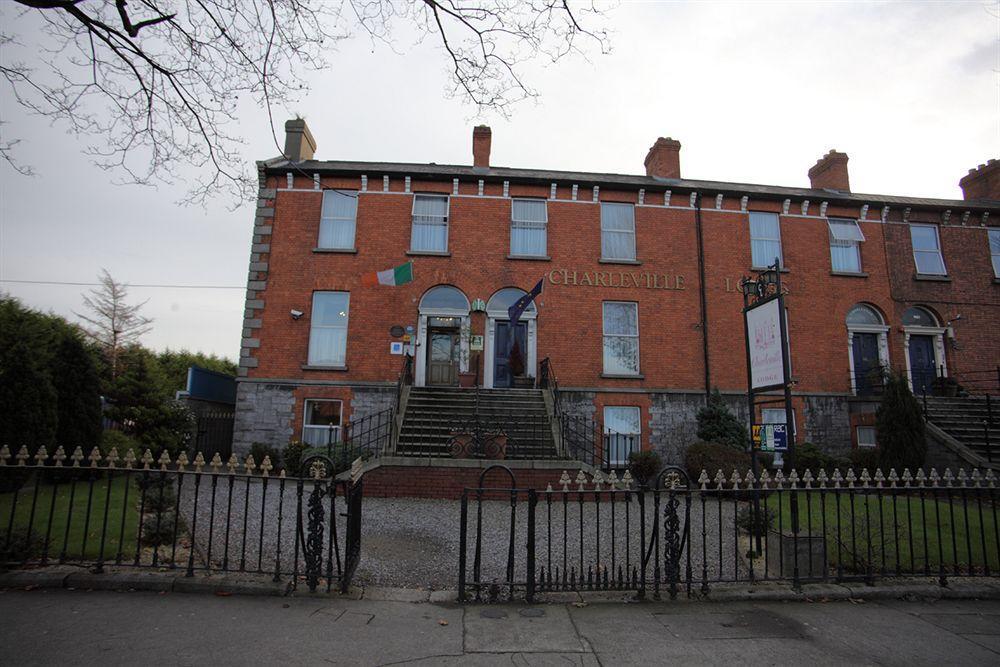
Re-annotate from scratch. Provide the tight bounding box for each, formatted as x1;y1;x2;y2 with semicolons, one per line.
602;302;639;374
830;239;860;272
511;199;547;255
319;191;357;249
601;203;635;260
309;292;349;365
411;195;449;252
750;212;782;267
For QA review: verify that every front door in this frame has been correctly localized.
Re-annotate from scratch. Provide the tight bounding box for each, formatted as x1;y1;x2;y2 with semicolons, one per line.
908;335;936;395
428;328;460;386
852;332;881;396
493;321;527;388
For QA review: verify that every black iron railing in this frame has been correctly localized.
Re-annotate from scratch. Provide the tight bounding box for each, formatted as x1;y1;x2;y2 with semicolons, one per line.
0;446;363;594
457;464;1000;603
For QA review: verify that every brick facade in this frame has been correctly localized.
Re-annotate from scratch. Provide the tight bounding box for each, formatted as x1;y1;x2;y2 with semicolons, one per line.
233;123;999;464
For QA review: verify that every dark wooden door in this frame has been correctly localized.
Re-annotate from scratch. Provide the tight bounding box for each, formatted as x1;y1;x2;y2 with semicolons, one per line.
428;329;459;386
493;321;527;388
908;335;936;395
852;333;881;396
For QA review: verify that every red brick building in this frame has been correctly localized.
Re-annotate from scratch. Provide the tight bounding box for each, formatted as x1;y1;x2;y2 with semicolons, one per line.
233;119;999;467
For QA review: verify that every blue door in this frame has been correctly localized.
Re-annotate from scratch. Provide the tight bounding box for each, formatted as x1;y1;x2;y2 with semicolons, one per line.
494;321;527;388
908;335;936;395
852;333;881;396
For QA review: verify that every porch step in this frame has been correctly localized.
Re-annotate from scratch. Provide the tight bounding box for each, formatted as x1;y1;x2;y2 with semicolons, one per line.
923;395;999;462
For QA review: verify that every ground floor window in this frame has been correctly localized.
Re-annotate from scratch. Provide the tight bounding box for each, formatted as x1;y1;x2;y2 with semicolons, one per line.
604;406;640;466
857;426;877;448
303;399;342;446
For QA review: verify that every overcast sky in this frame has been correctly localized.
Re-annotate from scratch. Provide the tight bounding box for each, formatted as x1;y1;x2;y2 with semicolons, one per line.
1;1;997;362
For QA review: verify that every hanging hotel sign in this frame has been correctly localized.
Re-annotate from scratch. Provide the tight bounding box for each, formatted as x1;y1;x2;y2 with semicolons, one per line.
746;297;784;389
547;269;685;291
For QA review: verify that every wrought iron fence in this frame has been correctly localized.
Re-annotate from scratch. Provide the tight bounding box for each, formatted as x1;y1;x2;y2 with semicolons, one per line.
458;464;1000;603
0;445;363;594
192;411;234;460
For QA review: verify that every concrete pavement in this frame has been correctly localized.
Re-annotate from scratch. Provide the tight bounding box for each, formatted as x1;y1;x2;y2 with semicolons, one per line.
1;588;998;665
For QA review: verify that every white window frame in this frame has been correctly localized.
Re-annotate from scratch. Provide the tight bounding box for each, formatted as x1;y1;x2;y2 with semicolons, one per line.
749;211;783;268
909;224;947;276
602;301;640;376
410;194;450;253
307;291;350;367
845;304;890;396
600;202;637;261
828;218;865;273
989;229;1000;278
302;399;343;447
856;426;877;448
510;198;548;257
318;190;358;250
603;406;641;467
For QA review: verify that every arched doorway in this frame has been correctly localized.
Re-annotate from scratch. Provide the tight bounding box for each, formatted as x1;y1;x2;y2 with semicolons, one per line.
902;306;946;395
484;287;538;388
846;303;889;396
415;285;470;387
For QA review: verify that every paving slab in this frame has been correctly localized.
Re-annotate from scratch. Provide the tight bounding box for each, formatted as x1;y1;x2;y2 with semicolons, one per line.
464;603;588;653
568;603;710;664
654;607;805;639
916;612;1000;635
65;570;175;592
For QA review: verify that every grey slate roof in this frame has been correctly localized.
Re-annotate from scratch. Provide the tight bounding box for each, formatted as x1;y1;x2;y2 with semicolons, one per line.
265;158;999;212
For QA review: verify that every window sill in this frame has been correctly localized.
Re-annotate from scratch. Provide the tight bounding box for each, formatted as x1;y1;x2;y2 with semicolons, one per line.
600;258;641;265
313;247;357;254
601;373;645;380
301;365;348;371
507;254;551;261
913;274;951;282
830;271;868;278
751;266;791;273
994;278;1000;285
406;250;451;257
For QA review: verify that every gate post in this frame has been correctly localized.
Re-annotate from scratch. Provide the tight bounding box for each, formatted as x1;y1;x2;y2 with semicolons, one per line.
526;489;537;603
458;490;468;602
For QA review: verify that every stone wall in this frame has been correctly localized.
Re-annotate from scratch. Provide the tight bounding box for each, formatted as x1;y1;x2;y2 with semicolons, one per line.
349;388;396;423
803;395;851;455
232;381;296;455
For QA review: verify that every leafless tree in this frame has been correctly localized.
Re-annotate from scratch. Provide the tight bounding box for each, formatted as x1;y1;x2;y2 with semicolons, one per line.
1;1;612;204
76;268;153;377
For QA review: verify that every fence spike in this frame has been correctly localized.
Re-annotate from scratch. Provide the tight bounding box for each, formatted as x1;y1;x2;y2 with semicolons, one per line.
545;483;553;493
575;470;587;491
244;454;257;474
788;469;800;486
697;470;710;490
226;454;239;474
970;469;982;488
559;470;571;491
260;455;273;477
139;449;154;469
71;446;85;468
105;447;120;469
831;469;843;488
985;469;996;488
714;469;726;489
942;468;954;487
729;469;742;489
592;470;604;491
816;469;829;489
309;459;327;479
772;469;784;489
621;470;633;490
193;452;206;473
279;469;286;479
607;470;620;489
873;468;885;488
800;469;812;489
210;452;223;473
759;468;772;489
744;469;756;487
845;468;857;488
859;468;871;488
87;446;102;468
33;446;49;467
957;468;968;487
175;451;189;471
157;450;172;471
0;445;10;465
906;468;917;487
16;445;30;466
887;468;899;486
53;446;66;467
928;468;940;487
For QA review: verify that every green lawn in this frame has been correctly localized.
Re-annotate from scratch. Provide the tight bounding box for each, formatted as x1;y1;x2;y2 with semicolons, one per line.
1;473;141;563
763;491;1000;574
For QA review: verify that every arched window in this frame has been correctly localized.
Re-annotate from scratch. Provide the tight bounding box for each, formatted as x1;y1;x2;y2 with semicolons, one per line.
846;304;884;326
419;285;469;313
902;306;938;328
486;287;536;316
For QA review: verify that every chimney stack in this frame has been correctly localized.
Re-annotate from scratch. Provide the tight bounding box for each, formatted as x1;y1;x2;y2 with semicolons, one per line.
284;118;316;162
808;150;850;191
473;125;492;168
644;137;682;179
959;159;1000;201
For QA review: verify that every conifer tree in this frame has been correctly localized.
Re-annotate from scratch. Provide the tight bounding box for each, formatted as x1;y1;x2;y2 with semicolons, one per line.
696;388;749;450
876;370;926;471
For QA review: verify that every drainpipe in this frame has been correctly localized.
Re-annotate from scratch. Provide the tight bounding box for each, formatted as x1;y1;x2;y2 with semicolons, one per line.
694;192;711;399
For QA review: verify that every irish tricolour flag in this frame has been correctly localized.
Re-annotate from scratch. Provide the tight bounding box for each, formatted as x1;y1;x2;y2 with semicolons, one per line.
362;261;414;287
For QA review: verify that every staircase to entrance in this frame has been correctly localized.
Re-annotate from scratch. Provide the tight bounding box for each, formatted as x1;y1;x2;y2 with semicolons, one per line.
396;387;558;459
924;395;998;463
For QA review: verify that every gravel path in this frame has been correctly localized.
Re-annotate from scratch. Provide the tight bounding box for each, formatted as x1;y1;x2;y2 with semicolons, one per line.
177;478;742;590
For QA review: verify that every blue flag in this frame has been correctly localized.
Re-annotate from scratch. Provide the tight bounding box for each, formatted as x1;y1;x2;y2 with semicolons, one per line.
508;278;543;327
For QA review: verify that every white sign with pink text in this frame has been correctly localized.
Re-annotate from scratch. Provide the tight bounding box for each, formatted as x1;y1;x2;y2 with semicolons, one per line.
746;298;785;389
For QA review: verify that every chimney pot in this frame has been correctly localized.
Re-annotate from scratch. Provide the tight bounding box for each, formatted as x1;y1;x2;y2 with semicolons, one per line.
283;118;316;162
808;150;850;192
473;125;492;168
959;158;1000;201
644;137;682;179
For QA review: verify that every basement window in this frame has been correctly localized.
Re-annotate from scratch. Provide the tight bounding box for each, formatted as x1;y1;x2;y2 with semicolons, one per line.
303;399;342;447
604;406;640;467
857;426;877;448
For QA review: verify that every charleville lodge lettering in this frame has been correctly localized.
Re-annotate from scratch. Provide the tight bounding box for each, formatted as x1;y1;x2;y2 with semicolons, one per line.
547;269;686;290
